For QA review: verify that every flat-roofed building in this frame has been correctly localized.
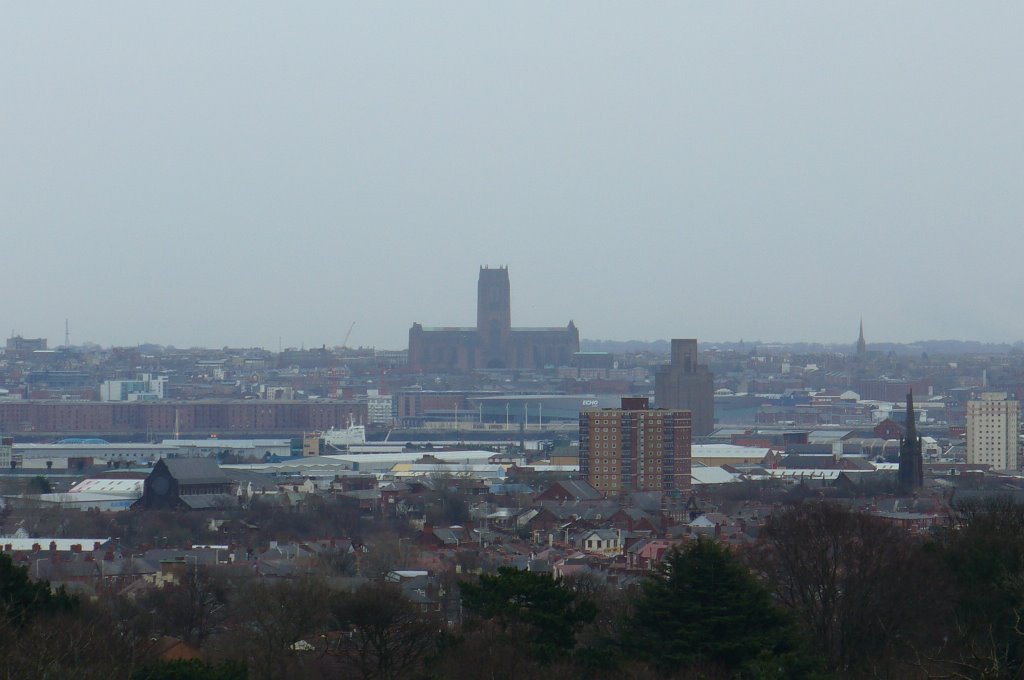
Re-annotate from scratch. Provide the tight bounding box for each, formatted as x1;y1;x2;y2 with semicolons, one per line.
690;444;773;467
967;392;1020;470
579;397;691;499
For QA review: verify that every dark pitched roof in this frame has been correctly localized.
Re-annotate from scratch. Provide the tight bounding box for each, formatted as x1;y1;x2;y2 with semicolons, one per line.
163;458;230;485
542;479;601;501
221;469;279;492
626;492;664;512
179;494;237;510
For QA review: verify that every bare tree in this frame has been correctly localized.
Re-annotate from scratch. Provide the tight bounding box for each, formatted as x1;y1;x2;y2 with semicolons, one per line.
328;582;440;680
227;577;333;680
1;604;144;680
751;501;953;676
142;564;228;648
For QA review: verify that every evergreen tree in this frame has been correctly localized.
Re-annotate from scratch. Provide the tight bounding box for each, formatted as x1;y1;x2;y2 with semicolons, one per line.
0;552;77;628
25;475;52;495
626;538;815;678
461;567;596;663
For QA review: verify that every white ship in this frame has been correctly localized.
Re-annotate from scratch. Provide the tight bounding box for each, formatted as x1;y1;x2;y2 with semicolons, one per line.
321;422;366;450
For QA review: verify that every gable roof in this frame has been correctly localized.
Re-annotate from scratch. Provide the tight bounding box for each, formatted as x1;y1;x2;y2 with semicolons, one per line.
179;494;237;510
549;479;601;501
163;458;230;485
582;529;620;541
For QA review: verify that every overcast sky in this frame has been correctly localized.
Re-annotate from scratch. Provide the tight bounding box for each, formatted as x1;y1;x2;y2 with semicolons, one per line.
3;3;1023;350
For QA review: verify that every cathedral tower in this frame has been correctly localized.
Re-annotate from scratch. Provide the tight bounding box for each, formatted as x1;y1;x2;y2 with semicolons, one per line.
477;266;511;368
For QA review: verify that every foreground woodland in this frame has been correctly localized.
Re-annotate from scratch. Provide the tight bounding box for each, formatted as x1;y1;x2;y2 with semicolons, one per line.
4;498;1024;679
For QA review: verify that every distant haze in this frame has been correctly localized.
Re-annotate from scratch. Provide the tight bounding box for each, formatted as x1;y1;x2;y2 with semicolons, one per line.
4;4;1023;350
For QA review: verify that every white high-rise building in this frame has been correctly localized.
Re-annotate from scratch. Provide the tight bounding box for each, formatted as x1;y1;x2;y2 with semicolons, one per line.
365;389;394;426
966;392;1020;470
99;373;167;401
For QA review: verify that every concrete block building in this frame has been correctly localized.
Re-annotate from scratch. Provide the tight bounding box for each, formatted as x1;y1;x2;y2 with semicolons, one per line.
966;392;1020;470
579;397;692;499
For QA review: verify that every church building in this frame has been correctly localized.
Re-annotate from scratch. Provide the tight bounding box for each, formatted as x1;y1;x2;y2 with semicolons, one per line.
407;267;579;371
897;392;924;495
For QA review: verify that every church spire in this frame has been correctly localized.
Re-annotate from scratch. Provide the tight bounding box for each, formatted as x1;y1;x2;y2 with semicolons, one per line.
856;318;866;358
897;390;924;494
904;390;917;442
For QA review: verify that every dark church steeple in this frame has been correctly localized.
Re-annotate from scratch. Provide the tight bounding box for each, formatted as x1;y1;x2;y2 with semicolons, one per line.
856;318;867;359
897;391;924;494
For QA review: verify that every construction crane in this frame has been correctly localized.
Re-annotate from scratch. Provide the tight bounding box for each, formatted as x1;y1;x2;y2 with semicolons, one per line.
326;322;356;399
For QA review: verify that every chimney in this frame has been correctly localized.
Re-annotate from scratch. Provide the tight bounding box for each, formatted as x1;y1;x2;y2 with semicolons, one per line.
71;544;82;553
104;550;115;561
93;541;102;551
32;543;41;553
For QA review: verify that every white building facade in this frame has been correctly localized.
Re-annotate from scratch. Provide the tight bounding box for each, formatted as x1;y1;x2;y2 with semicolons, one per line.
99;374;167;401
966;392;1020;470
366;390;394;425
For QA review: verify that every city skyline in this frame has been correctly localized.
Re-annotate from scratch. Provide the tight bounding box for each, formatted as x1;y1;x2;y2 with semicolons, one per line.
8;320;1024;353
5;4;1024;349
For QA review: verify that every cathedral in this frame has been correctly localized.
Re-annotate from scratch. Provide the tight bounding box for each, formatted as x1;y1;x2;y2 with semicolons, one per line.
407;267;579;371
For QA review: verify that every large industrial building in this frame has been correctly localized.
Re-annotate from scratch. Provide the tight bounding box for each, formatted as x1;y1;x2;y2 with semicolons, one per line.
579;397;692;499
408;266;579;371
0;400;365;437
10;438;295;469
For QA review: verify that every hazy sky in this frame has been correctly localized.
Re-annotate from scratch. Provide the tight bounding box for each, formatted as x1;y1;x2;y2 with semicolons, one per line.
4;3;1023;350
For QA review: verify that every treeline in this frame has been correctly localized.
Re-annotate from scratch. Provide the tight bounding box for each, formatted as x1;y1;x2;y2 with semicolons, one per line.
6;498;1024;678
